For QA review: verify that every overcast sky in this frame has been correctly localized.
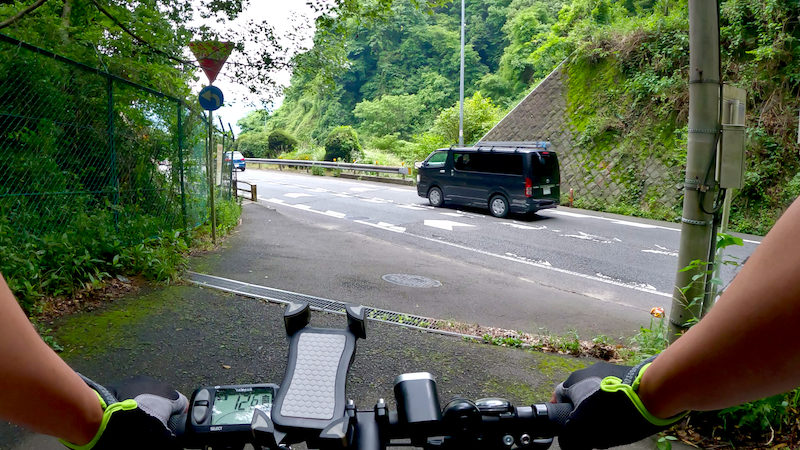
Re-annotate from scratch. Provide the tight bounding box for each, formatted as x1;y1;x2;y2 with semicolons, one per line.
191;1;319;134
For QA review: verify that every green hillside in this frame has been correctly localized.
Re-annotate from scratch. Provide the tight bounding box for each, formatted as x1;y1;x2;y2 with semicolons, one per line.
241;0;800;235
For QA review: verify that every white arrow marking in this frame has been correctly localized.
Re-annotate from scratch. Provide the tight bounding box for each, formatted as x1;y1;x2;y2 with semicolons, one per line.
354;220;405;233
424;220;476;231
642;245;678;257
284;193;312;198
562;231;612;244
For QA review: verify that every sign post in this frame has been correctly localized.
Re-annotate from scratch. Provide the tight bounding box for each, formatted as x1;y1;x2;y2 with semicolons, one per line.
191;41;232;245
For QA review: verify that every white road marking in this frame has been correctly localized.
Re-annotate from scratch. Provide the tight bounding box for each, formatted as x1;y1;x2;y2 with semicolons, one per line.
505;252;551;266
390;187;411;192
595;273;658;292
263;190;670;299
323;210;346;219
440;212;466;217
354;220;406;233
284;193;312;198
397;204;427;211
562;231;613;244
424;220;476;231
610;220;659;229
361;197;388;203
309;188;328;193
349;187;375;192
407;232;671;298
642;245;678;257
550;210;592;218
502;223;547;231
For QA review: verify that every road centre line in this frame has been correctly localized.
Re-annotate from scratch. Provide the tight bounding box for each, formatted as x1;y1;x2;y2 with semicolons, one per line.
262;196;670;299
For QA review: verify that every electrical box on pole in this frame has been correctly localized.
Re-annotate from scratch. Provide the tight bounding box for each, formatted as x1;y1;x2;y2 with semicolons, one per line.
716;85;746;189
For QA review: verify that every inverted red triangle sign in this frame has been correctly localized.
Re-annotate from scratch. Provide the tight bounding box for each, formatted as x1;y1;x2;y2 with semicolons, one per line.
189;41;233;84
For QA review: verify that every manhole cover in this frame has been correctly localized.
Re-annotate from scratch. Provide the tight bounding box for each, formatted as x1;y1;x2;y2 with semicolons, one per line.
382;274;442;288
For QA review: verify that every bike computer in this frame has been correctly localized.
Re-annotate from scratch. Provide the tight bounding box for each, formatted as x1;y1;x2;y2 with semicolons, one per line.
185;384;279;447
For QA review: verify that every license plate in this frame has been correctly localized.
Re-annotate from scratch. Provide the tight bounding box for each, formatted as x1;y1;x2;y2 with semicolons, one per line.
543;186;551;195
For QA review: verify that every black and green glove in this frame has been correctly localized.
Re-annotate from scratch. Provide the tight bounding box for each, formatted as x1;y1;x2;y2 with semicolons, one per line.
61;374;188;450
553;358;687;450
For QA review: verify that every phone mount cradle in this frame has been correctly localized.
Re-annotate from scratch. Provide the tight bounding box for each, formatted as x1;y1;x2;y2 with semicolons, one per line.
251;301;367;449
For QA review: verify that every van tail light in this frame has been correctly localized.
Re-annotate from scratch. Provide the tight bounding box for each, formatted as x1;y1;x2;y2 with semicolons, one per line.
525;178;533;197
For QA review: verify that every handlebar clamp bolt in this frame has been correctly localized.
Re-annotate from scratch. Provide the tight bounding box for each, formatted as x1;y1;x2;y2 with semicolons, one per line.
502;434;515;447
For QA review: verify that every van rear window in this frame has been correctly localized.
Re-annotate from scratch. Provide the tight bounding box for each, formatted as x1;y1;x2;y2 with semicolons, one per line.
453;152;523;175
531;152;559;182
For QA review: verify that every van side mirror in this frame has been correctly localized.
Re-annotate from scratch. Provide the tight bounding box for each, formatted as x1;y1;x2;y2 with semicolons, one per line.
414;161;424;169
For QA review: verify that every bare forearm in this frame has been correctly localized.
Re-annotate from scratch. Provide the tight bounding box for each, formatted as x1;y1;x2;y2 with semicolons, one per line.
0;275;102;444
639;199;800;418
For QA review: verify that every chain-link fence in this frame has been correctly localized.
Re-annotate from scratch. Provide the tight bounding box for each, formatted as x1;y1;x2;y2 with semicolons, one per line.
0;33;233;247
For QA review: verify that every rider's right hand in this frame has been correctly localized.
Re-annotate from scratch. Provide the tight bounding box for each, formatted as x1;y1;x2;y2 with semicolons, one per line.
552;358;687;449
60;374;188;450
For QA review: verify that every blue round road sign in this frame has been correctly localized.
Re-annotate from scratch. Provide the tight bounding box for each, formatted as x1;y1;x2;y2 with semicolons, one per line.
199;85;224;111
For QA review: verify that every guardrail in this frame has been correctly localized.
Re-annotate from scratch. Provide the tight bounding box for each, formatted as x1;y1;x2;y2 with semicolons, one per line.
235;180;258;201
246;159;411;176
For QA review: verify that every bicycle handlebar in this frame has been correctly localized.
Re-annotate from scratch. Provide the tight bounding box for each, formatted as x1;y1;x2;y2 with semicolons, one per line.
175;302;571;449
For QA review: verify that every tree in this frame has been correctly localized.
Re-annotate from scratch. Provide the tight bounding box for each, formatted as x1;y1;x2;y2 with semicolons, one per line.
236;131;270;158
432;92;502;145
237;110;269;134
267;129;298;154
353;94;424;138
324;126;362;162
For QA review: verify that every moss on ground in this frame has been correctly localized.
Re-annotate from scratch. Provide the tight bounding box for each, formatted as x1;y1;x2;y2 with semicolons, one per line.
54;285;192;359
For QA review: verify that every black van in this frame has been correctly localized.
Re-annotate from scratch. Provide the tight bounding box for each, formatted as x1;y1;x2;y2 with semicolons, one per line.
415;142;560;217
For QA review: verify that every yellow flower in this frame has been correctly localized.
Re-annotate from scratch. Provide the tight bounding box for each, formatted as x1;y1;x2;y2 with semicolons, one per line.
650;307;665;318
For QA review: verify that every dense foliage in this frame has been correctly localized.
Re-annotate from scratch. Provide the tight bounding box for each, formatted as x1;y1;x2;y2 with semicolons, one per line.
324;126;363;161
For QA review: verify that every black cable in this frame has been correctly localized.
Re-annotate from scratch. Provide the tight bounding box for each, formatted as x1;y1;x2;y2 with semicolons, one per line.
699;0;726;215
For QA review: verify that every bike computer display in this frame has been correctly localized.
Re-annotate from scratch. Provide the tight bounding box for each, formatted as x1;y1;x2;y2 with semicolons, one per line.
185;384;279;447
211;386;274;425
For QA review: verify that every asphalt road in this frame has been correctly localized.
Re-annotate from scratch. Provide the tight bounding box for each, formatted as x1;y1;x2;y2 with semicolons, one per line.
239;169;759;319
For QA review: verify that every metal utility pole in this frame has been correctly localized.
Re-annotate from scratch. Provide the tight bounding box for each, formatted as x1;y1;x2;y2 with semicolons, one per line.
458;0;465;146
208;110;217;244
668;0;720;341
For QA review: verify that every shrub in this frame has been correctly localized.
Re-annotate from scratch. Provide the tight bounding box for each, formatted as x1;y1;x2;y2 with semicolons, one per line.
324;126;363;162
267;129;299;154
236;131;270;158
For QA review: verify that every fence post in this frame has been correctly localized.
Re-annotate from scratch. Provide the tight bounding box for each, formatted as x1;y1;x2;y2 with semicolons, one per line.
177;102;187;232
107;75;118;229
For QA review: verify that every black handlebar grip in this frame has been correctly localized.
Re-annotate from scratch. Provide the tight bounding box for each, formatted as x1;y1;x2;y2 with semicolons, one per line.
546;402;572;430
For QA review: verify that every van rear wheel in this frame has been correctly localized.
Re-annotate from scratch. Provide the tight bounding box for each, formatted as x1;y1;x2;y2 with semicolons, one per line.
428;187;444;207
489;195;509;218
